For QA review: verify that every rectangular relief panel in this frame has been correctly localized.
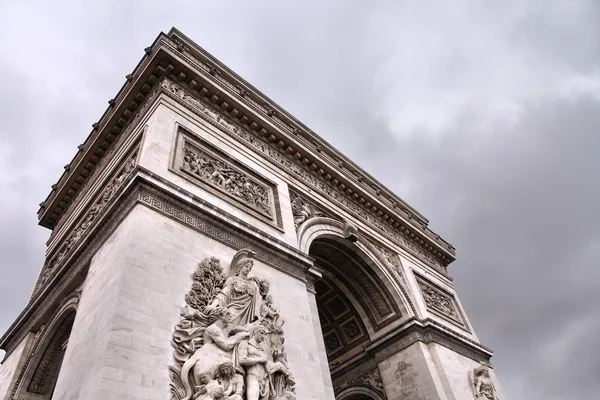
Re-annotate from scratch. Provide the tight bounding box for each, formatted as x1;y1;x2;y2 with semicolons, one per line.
171;126;283;229
414;272;471;332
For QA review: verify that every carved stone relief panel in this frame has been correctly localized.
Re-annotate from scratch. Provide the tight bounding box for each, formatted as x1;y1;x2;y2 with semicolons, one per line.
471;364;499;400
170;250;296;400
414;273;469;331
172;127;283;229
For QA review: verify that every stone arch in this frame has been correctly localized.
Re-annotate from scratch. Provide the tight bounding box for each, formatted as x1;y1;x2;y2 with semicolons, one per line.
298;217;416;318
11;290;80;400
300;217;416;376
336;385;386;400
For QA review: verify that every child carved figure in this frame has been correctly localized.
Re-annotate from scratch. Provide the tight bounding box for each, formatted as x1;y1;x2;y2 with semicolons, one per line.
193;373;224;400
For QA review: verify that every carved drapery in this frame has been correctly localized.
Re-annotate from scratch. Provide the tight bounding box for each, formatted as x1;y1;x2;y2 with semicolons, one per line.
170;250;296;400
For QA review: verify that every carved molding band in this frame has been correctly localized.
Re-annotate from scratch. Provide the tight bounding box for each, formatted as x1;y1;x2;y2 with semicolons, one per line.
414;273;469;331
173;127;282;228
137;173;307;280
370;319;492;365
36;150;139;294
2;176;310;358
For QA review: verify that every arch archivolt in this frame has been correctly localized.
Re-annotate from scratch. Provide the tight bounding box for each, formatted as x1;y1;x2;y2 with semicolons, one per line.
297;217;346;254
9;289;81;400
298;217;417;320
336;385;386;400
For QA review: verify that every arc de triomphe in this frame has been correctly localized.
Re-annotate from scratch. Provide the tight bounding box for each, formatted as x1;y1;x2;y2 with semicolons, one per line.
0;28;504;400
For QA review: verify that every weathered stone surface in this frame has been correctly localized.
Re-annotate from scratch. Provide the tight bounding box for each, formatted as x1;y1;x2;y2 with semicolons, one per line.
0;28;504;400
0;335;31;399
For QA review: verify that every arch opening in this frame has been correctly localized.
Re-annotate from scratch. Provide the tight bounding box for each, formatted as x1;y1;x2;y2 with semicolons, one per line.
309;236;398;399
29;310;75;399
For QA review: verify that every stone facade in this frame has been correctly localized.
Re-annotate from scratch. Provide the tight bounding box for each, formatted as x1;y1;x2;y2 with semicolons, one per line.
0;28;504;400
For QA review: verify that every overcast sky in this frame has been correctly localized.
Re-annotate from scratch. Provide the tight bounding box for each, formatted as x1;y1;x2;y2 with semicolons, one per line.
1;1;599;399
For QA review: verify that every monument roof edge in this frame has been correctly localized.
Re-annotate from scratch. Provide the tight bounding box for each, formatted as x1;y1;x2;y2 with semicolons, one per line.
165;28;456;260
36;31;171;229
166;29;430;221
36;27;455;261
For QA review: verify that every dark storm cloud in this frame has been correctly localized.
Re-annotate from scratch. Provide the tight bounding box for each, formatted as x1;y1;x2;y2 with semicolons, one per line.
1;1;599;399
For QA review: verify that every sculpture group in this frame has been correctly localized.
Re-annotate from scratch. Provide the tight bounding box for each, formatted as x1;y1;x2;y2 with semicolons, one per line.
170;250;295;400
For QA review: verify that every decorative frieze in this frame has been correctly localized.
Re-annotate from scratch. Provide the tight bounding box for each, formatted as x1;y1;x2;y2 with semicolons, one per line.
173;127;282;228
49;83;159;239
37;151;138;292
38;44;164;229
414;273;468;330
163;33;454;259
289;190;329;230
160;78;450;271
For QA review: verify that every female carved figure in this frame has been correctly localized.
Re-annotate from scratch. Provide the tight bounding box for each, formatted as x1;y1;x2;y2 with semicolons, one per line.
205;250;262;326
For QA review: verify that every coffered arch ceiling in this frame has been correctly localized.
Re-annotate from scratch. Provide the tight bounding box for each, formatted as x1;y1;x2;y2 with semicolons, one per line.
310;237;403;362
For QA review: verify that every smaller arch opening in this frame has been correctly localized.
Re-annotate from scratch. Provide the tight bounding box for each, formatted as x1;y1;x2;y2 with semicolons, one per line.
24;310;76;399
336;385;385;400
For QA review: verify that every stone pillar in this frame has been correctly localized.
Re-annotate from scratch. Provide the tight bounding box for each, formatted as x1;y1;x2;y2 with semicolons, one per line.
378;341;448;400
306;268;336;400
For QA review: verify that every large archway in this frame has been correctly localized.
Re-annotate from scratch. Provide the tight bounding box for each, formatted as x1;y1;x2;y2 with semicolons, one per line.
336;385;386;400
306;223;408;399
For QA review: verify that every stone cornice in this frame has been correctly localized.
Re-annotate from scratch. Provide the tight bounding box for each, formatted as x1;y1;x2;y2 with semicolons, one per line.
328;317;493;381
37;28;455;266
367;317;493;365
4;174;314;356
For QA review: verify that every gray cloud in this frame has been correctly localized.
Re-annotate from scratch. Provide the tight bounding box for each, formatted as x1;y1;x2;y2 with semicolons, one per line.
1;1;599;399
